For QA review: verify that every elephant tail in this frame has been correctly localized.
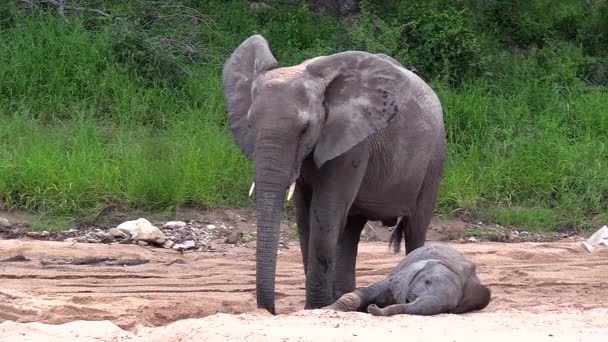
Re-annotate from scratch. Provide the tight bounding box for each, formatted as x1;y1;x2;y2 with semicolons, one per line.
388;217;406;253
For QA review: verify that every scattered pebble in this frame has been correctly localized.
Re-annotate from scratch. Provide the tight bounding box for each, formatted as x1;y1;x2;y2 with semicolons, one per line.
25;230;50;238
225;231;244;244
0;217;11;228
468;236;478;243
164;221;187;229
173;240;197;251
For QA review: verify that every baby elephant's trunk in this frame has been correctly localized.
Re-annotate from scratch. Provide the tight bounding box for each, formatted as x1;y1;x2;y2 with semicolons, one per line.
323;293;362;312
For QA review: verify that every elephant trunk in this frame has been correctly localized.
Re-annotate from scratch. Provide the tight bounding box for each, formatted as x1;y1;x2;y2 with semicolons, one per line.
254;134;296;314
368;297;445;316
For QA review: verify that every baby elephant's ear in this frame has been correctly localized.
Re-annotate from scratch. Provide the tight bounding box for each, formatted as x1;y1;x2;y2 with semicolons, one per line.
452;262;491;314
306;51;415;168
222;35;278;159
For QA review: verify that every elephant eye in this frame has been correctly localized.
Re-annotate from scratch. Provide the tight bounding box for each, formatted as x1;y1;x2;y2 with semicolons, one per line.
425;279;432;286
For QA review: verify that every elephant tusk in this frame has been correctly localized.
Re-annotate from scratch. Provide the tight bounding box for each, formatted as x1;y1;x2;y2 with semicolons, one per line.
286;182;296;201
249;182;255;197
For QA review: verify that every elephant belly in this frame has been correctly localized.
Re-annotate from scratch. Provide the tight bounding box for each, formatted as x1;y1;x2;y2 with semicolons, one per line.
350;167;424;220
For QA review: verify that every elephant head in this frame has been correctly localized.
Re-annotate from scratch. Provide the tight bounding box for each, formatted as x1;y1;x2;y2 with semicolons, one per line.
222;35;408;313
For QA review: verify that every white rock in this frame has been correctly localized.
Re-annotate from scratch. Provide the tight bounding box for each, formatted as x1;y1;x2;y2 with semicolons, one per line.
206;224;216;229
164;221;187;229
162;240;175;249
173;240;196;250
108;227;129;238
116;218;166;244
468;236;478;243
582;225;608;253
0;217;11;228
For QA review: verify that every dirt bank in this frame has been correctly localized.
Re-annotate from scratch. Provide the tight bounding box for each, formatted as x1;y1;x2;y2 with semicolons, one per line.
0;239;606;341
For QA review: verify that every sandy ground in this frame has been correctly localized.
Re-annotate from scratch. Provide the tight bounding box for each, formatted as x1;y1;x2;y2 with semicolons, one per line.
0;239;607;341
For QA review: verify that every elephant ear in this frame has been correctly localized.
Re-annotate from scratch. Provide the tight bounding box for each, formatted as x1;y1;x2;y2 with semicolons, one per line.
222;35;278;159
306;51;409;168
375;53;404;68
451;262;491;314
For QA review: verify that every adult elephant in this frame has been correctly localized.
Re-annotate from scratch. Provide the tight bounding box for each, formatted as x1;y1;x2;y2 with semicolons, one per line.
222;35;446;314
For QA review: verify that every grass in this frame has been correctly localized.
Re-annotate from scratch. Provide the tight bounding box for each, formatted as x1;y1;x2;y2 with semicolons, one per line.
436;81;608;230
0;1;606;231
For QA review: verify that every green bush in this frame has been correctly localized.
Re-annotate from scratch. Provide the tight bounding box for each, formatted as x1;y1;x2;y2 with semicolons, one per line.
399;7;481;83
479;0;554;46
111;27;189;88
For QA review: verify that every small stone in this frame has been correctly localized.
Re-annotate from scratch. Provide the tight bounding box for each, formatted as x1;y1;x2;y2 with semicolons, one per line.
26;232;41;237
245;240;257;248
211;238;225;245
561;233;569;239
468;236;478;243
109;228;129;238
225;231;244;244
162;240;175;249
63;237;76;243
224;211;240;222
40;231;49;237
164;221;187;229
95;231;109;238
137;241;148;246
206;224;216;229
520;231;530;237
173;240;197;251
0;217;12;228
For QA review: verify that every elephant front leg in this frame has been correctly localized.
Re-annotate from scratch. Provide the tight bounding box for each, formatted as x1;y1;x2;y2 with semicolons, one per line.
304;150;369;309
305;206;342;309
333;215;367;299
294;180;312;275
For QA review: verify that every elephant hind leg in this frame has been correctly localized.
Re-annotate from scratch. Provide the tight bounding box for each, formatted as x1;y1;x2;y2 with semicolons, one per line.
404;155;444;255
390;160;444;255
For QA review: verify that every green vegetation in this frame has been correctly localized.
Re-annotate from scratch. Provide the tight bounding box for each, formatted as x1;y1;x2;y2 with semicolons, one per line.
0;0;606;230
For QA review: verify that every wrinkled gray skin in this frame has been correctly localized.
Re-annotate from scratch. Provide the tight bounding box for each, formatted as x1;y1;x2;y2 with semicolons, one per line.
222;35;446;314
324;245;491;315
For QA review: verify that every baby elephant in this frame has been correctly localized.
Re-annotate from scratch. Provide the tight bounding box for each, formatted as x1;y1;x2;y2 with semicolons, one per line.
324;245;491;316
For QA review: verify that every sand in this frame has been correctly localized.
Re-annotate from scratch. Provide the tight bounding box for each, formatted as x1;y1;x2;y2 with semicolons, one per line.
0;239;606;341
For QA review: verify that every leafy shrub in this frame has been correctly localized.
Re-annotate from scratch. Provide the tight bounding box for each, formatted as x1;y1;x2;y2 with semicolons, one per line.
479;0;554;46
111;27;188;88
400;7;481;83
